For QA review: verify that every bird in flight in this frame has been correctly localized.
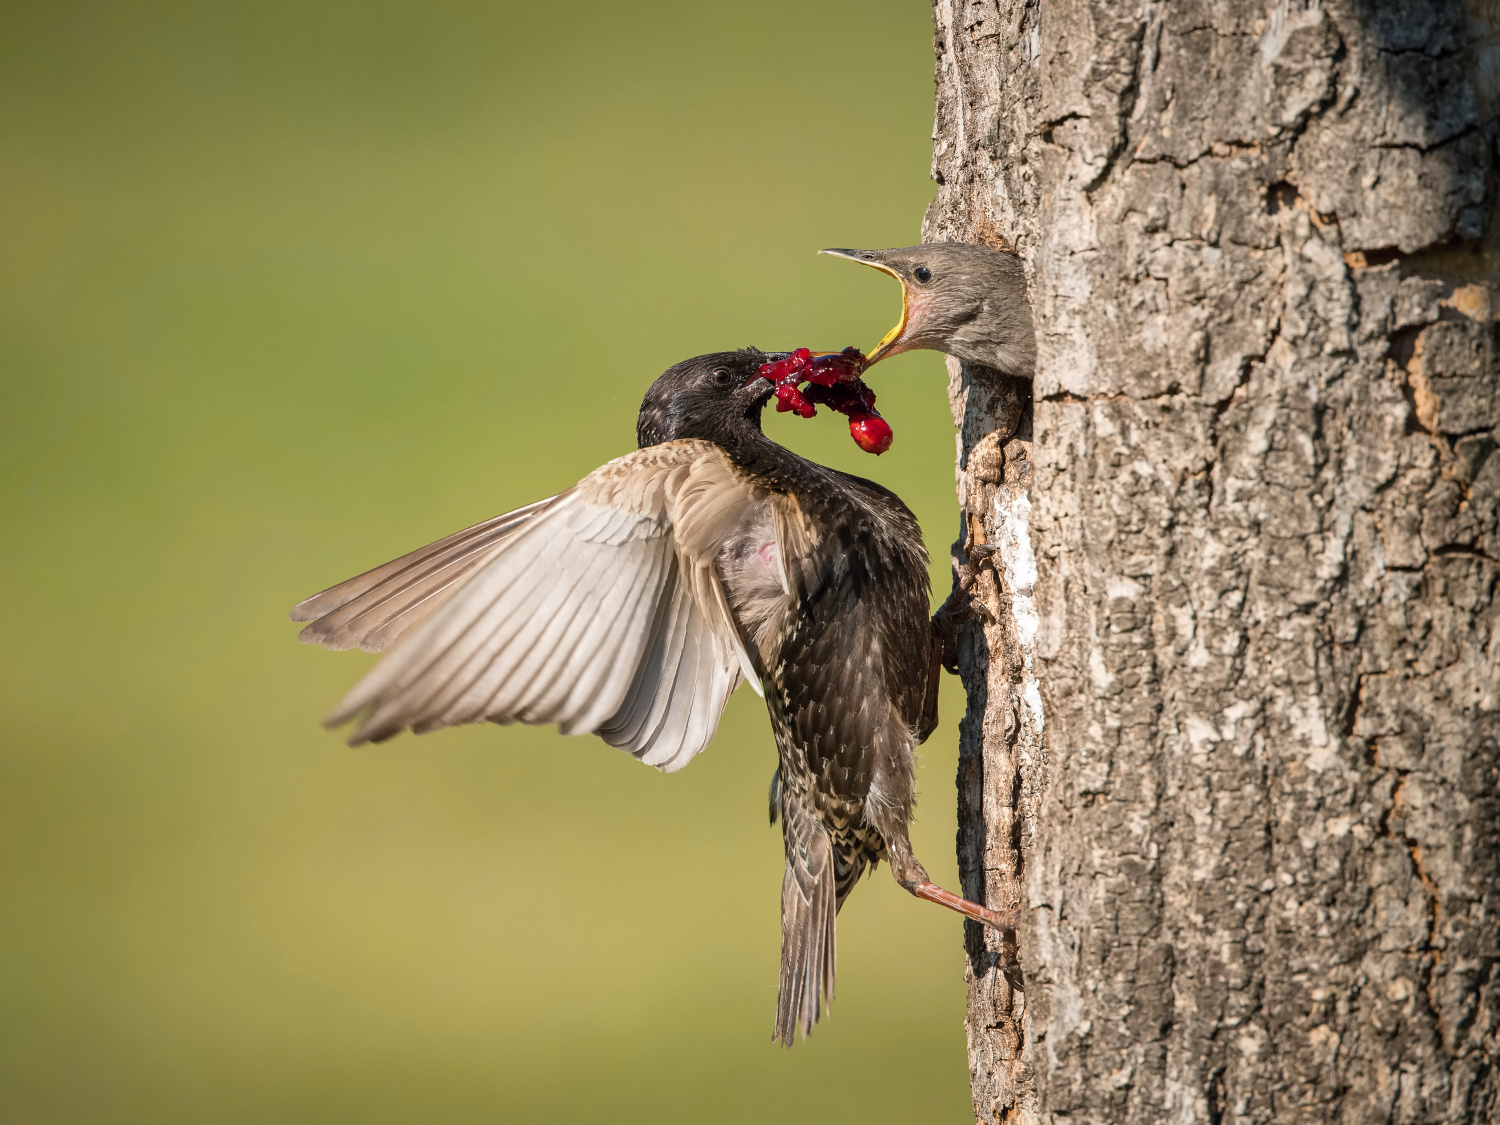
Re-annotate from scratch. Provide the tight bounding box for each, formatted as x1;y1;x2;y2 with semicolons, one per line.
291;348;1015;1044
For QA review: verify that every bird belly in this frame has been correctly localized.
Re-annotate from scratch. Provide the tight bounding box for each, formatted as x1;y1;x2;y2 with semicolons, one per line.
766;681;898;866
776;756;887;863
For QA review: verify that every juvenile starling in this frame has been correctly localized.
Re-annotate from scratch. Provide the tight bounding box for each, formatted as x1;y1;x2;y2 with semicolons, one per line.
821;243;1036;376
291;349;1014;1045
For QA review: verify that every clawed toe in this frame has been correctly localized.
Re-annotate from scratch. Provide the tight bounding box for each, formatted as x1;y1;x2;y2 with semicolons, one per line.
953;542;997;596
931;544;999;671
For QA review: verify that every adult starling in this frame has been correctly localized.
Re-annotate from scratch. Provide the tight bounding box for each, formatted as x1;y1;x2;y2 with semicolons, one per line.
291;349;1014;1045
820;243;1036;376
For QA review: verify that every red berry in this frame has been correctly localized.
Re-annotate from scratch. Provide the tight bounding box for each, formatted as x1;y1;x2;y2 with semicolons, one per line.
759;348;811;382
774;383;816;417
803;348;864;387
849;413;893;455
803;361;835;387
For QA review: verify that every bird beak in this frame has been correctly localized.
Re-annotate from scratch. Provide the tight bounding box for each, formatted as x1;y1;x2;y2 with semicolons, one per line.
748;352;790;386
739;354;785;404
819;248;908;367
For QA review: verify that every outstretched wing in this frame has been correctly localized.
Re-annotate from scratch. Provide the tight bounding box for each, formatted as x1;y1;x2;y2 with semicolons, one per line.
290;499;555;653
298;440;768;772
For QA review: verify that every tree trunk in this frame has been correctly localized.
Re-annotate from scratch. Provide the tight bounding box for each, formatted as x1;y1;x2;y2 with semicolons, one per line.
926;1;1500;1121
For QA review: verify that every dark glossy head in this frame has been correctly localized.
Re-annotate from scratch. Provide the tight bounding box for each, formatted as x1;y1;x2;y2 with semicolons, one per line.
820;243;1035;377
636;348;781;449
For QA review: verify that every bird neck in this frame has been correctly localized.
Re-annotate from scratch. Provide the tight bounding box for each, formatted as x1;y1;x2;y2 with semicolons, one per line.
702;407;778;462
709;413;842;496
638;402;836;495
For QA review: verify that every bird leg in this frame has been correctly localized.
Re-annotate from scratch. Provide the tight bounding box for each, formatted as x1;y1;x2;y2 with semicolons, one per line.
931;540;998;674
910;881;1019;931
885;836;1018;931
922;536;999;734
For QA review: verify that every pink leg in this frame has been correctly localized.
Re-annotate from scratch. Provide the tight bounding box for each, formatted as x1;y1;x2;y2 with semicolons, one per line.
910;881;1018;930
884;835;1017;931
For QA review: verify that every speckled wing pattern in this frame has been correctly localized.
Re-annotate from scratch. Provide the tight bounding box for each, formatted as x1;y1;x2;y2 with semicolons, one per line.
295;440;767;773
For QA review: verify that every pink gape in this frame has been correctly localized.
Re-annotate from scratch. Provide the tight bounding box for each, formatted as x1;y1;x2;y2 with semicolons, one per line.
756;347;894;455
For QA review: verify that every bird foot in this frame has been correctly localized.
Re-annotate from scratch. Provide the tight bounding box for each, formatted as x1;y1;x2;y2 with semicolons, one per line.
954;541;998;596
910;881;1019;931
931;542;998;673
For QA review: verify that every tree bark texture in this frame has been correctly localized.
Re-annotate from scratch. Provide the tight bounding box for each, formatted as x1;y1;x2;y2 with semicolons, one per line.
927;1;1500;1121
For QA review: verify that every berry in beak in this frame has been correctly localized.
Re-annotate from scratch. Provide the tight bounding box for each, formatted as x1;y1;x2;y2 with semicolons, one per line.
754;347;894;455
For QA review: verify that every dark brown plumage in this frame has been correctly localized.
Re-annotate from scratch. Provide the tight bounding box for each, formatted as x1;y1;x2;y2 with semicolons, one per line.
291;349;1011;1045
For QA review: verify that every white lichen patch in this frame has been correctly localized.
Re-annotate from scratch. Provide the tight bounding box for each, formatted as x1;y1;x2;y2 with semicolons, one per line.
995;486;1045;736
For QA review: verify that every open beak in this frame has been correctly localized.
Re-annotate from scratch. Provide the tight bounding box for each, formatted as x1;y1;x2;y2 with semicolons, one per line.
820;248;908;367
740;352;786;406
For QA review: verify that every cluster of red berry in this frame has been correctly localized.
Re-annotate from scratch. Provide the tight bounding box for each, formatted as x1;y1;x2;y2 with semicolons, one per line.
756;347;894;455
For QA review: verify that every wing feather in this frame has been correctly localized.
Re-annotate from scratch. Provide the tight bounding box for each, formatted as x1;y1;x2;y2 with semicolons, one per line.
307;440;768;769
347;499;659;741
291;498;554;652
598;564;694;751
456;523;637;722
640;607;738;772
328;507;575;732
544;541;672;733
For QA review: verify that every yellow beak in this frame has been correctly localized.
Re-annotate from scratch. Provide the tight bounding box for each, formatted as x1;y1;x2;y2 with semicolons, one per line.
819;249;908;368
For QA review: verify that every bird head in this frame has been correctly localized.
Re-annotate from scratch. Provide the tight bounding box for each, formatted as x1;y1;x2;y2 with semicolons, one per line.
820;243;1035;376
636;349;779;448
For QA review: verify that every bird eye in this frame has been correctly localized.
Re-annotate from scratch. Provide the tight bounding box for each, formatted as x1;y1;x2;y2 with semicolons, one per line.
913;266;932;283
711;368;733;386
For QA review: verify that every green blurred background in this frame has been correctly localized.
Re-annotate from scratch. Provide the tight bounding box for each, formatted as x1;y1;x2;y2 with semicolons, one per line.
0;2;973;1120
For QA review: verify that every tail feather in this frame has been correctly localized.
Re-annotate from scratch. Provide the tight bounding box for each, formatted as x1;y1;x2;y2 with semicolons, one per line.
774;788;838;1046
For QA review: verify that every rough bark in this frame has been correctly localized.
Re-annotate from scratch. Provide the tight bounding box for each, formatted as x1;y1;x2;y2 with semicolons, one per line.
927;1;1500;1121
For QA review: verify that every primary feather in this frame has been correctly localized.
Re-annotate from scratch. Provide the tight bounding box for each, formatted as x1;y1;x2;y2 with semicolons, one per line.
302;440;771;771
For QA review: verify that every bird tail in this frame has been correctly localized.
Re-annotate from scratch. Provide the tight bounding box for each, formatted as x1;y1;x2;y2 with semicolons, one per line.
774;787;838;1046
